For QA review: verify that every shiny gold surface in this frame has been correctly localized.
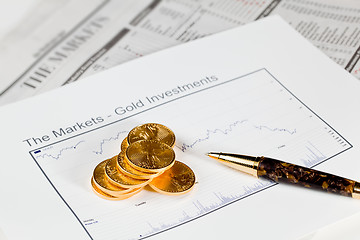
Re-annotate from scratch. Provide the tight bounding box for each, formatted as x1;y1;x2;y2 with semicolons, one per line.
207;152;259;177
128;123;175;147
92;178;144;200
126;140;175;173
114;186;144;200
91;178;122;201
92;159;132;196
91;123;197;200
149;161;195;195
105;155;149;188
117;152;158;179
121;137;129;152
353;182;360;199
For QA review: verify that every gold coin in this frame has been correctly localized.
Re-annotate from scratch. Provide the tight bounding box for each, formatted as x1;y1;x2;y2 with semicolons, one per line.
91;177;122;201
128;123;175;147
92;159;133;196
121;137;129;152
91;178;144;200
126;140;175;173
114;186;144;200
117;152;159;179
149;161;195;195
105;155;149;189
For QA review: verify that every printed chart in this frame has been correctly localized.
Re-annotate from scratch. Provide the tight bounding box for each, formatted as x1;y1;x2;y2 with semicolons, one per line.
30;69;351;240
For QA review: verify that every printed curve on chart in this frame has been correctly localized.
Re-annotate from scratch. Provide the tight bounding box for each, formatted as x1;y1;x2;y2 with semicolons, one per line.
33;130;128;160
177;120;297;152
34;140;85;160
92;130;128;155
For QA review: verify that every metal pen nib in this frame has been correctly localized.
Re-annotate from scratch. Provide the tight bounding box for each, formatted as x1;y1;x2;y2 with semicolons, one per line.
207;152;260;177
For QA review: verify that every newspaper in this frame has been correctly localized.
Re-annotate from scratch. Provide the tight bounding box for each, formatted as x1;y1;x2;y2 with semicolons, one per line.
0;0;359;105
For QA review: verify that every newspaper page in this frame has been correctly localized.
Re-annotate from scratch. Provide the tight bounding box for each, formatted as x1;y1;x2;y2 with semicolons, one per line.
0;0;359;105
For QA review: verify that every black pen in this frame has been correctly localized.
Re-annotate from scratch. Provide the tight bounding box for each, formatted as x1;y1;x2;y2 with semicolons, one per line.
207;152;360;199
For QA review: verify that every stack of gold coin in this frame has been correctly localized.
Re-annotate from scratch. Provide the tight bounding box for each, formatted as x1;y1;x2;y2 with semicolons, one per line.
91;123;196;200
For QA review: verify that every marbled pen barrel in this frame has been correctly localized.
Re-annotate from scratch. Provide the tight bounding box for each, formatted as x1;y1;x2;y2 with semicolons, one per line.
257;156;359;198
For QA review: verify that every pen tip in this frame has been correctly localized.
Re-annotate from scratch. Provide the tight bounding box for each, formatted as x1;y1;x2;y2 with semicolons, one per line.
207;152;220;159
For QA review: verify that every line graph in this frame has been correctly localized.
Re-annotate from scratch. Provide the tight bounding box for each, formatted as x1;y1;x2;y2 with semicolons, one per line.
253;125;296;135
34;140;85;160
92;130;127;155
34;120;298;161
177;119;248;152
33;130;128;162
29;69;351;240
177;119;297;152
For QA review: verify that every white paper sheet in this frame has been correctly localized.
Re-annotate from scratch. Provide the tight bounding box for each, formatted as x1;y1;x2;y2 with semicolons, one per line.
0;16;360;240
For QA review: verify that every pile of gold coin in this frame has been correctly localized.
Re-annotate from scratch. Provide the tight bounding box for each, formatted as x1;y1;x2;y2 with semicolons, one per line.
91;123;196;200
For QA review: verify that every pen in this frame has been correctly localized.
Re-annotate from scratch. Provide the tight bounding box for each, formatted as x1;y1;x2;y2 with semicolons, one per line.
207;152;360;199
